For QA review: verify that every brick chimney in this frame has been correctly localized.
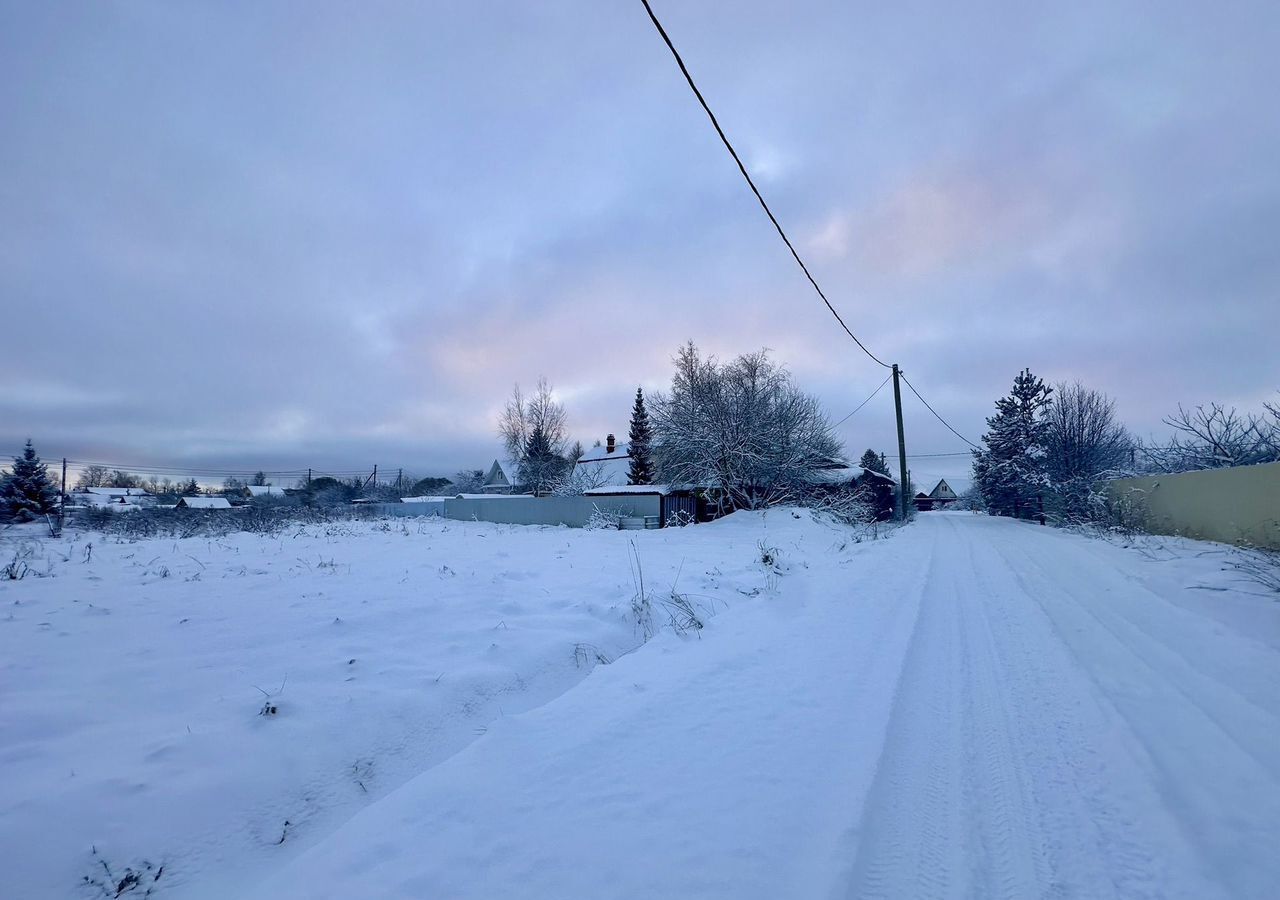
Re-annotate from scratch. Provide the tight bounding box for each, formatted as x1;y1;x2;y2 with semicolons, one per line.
606;433;616;454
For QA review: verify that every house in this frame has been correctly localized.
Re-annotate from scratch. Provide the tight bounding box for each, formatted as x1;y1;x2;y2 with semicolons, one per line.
481;459;519;494
805;459;898;520
930;478;959;504
72;487;154;511
176;496;232;510
914;478;960;511
571;434;631;489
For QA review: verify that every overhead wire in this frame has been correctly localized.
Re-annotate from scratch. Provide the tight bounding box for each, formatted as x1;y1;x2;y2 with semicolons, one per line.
638;0;890;370
639;0;997;464
831;374;892;429
899;374;981;450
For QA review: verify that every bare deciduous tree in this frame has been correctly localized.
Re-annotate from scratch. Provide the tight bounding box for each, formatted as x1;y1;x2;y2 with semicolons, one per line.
1147;402;1278;471
450;470;483;493
1042;382;1133;520
74;464;111;490
650;343;841;510
498;378;569;494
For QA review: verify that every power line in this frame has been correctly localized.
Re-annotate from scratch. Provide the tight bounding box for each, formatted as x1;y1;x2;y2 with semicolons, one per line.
638;0;890;370
899;374;981;449
832;374;892;428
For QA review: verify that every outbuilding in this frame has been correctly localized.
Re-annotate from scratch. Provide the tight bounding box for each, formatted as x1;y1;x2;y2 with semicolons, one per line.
176;496;233;510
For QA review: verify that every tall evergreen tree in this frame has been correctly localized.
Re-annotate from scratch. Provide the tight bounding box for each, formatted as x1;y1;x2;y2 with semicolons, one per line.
0;440;59;522
182;477;201;495
627;387;654;485
972;369;1053;517
858;448;889;476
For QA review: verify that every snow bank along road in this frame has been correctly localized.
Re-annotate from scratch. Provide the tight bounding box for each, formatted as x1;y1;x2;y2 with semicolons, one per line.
3;512;1278;898
246;512;1280;900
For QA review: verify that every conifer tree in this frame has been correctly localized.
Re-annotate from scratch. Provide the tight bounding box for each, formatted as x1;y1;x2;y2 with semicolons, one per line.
858;448;889;476
0;440;59;522
627;387;654;485
520;424;565;495
972;369;1053;517
182;478;201;495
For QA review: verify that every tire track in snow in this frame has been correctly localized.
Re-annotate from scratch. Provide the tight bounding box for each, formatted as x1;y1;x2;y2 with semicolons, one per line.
987;526;1280;898
844;517;1049;899
958;518;1214;899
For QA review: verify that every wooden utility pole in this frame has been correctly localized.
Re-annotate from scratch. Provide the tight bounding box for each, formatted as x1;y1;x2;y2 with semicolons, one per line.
306;468;312;489
892;364;910;520
59;457;67;534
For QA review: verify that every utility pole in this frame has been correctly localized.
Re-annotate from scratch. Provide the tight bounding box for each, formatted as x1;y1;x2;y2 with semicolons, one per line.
892;364;910;520
59;457;67;534
396;468;403;492
307;468;312;489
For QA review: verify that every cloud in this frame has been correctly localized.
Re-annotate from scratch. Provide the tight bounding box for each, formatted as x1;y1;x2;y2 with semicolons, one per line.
1;1;1276;478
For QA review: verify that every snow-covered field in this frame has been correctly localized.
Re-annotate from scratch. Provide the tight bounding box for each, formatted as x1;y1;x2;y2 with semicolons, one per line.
3;511;1279;899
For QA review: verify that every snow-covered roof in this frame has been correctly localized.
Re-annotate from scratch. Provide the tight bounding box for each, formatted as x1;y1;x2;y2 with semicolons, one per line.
573;442;631;489
583;484;669;496
178;496;232;509
483;459;516;488
82;487;151;497
400;496;451;503
452;493;534;500
577;442;630;463
928;478;958;499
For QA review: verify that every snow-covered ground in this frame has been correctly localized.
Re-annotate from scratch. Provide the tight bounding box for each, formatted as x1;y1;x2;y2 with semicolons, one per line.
3;511;1279;898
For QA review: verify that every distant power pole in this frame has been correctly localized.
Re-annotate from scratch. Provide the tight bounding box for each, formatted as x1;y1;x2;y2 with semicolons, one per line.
59;457;67;534
891;364;910;520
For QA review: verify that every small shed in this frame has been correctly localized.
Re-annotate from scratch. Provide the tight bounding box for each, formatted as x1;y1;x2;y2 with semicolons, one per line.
583;484;697;526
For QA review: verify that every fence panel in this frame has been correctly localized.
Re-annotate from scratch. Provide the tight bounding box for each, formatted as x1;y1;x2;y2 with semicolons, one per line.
442;495;661;528
1107;461;1280;549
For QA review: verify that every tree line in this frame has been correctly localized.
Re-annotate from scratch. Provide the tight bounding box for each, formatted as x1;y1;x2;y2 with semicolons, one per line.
971;369;1280;524
499;340;892;519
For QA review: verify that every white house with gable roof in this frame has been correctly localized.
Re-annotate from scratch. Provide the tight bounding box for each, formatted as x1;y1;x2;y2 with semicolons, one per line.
571;434;631;490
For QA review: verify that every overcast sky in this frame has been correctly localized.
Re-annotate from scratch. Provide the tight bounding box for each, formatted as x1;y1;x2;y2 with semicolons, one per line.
2;1;1277;486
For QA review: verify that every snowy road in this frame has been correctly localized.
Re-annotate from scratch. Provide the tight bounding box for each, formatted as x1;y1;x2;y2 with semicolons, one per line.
845;514;1280;899
245;511;1280;900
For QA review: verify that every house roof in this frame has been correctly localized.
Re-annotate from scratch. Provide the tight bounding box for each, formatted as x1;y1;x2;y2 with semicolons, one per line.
178;496;232;509
806;464;898;486
578;441;630;463
928;478;958;499
583;484;669;496
573;441;632;489
82;487;151;496
483;459;516;486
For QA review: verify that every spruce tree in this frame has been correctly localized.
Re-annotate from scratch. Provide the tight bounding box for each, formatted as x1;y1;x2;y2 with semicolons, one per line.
520;425;564;495
973;369;1053;517
858;448;889;476
0;440;59;523
627;387;654;485
183;478;201;495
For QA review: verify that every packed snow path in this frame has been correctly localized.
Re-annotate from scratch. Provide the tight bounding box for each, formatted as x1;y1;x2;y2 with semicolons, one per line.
250;512;1280;900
